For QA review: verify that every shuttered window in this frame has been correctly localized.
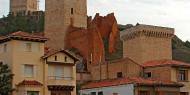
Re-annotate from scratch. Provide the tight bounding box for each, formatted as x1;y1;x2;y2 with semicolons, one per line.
24;65;34;78
48;65;73;80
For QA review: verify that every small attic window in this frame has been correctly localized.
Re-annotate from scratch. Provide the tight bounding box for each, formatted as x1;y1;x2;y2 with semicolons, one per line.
145;72;152;78
54;56;57;61
71;8;74;14
3;44;7;52
65;56;68;62
117;72;123;78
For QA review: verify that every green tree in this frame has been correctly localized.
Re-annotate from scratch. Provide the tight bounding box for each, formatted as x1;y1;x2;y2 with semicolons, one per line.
184;41;190;48
0;63;14;95
0;13;44;36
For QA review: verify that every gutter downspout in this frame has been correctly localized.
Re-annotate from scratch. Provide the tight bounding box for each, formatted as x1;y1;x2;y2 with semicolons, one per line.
43;58;47;95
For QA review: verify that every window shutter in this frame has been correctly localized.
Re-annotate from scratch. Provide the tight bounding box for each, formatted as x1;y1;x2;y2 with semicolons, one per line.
21;65;25;78
185;70;188;81
176;69;179;81
34;65;37;78
64;66;72;80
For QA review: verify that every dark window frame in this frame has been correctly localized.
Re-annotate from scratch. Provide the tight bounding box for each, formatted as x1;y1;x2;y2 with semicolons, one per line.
178;69;188;81
55;56;57;61
117;72;123;78
91;92;96;95
98;91;103;95
145;72;152;78
71;8;74;14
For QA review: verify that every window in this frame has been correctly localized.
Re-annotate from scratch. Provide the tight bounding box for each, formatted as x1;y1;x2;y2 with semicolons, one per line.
27;91;39;95
55;66;64;80
179;70;188;81
3;44;7;52
117;72;123;78
71;8;74;14
180;92;189;95
144;72;152;78
48;65;73;80
98;92;103;95
24;65;34;78
55;56;57;61
25;43;32;52
91;92;96;95
139;91;150;95
65;56;68;62
64;66;73;80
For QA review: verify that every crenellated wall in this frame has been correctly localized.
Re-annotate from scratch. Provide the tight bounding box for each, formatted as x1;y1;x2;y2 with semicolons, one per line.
121;24;174;64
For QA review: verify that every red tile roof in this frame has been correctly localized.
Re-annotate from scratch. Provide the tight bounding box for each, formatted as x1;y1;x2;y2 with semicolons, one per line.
0;31;48;43
81;77;183;89
17;80;43;86
143;59;190;67
42;48;78;61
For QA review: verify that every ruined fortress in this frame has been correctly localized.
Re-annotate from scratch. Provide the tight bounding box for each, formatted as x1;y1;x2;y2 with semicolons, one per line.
10;0;38;15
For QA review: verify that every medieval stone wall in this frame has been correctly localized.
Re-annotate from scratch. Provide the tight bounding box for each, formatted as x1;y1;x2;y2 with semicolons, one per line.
45;0;87;50
121;24;174;64
10;0;37;14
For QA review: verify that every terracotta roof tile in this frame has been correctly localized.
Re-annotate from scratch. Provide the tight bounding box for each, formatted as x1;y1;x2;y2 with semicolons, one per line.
42;48;78;61
143;59;190;67
0;31;48;43
17;80;43;86
81;77;183;89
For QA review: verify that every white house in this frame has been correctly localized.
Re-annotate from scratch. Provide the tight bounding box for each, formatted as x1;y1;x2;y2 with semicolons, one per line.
80;77;183;95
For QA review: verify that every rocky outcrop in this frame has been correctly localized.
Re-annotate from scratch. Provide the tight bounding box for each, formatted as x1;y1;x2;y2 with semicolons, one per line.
88;13;119;53
65;13;120;69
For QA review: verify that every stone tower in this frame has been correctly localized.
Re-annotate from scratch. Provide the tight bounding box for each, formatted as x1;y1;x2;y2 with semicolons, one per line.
45;0;87;50
10;0;38;14
121;24;174;64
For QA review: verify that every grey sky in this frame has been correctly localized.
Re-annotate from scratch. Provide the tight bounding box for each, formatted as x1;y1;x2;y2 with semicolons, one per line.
0;0;190;41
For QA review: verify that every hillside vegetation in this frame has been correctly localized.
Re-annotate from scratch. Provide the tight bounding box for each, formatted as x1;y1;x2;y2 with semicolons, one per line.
0;14;44;35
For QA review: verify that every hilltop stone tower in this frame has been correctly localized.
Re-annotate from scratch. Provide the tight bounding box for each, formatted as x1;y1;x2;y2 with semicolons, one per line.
121;24;174;64
10;0;38;14
45;0;87;50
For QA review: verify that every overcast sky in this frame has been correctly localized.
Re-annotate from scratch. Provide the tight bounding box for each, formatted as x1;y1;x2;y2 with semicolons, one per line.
0;0;190;41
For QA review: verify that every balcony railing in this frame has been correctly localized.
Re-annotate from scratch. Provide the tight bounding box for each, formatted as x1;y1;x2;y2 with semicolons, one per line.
48;76;73;80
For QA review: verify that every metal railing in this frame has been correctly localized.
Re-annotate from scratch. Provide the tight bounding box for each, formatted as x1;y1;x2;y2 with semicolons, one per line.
48;76;73;80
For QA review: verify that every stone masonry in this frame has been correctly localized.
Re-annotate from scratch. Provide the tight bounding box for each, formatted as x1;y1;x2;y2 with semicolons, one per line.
45;0;87;50
121;24;174;64
10;0;38;14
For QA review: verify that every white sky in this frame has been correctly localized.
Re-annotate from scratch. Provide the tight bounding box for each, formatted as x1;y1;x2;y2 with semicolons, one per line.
0;0;190;41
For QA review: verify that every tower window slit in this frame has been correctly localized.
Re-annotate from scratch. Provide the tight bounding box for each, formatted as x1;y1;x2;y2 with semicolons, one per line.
71;8;74;14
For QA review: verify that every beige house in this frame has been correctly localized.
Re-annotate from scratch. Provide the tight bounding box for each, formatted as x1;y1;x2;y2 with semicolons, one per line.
0;31;78;95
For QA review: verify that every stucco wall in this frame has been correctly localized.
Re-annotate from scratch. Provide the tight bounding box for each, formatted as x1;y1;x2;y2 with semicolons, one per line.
144;66;172;80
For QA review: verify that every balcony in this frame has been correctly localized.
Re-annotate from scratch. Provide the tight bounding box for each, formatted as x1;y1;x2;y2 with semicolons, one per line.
47;76;75;86
48;76;73;80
